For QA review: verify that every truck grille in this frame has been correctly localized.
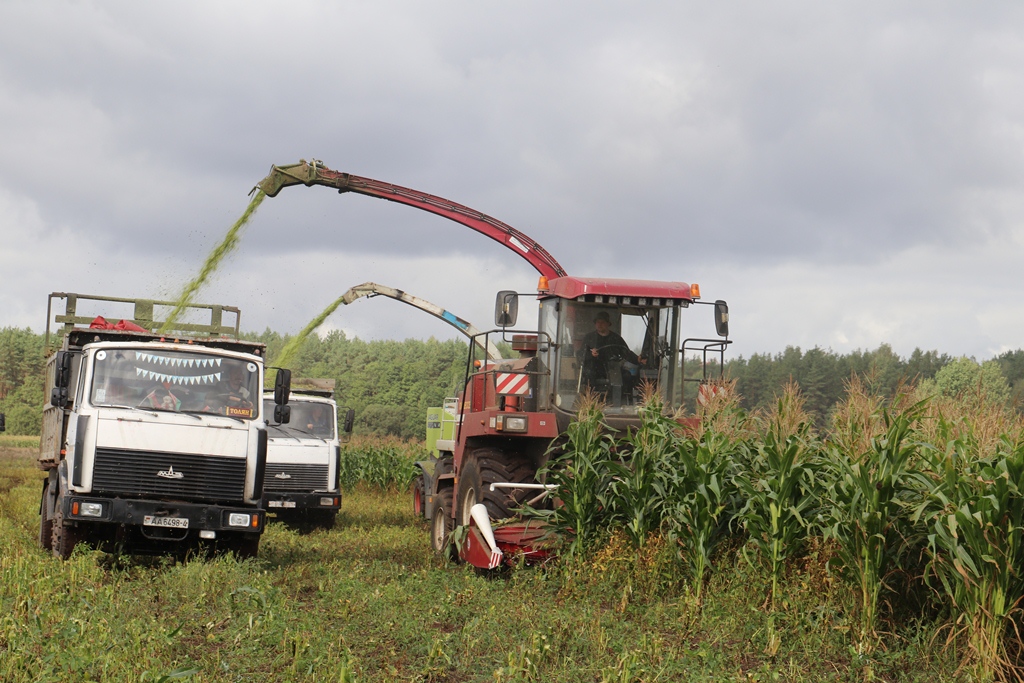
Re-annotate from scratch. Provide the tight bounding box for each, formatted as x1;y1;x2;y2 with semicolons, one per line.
264;464;330;492
93;448;247;502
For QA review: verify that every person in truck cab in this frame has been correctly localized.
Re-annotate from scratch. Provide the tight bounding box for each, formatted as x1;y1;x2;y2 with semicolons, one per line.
203;364;255;416
304;403;333;436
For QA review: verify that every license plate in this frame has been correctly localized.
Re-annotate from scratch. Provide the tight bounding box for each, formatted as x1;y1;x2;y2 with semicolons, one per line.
268;501;296;508
144;515;189;528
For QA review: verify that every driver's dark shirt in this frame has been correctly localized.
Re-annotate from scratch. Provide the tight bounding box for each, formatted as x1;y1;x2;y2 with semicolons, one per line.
578;329;639;370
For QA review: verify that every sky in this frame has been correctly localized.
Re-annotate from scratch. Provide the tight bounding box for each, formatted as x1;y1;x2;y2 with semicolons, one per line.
2;1;1024;361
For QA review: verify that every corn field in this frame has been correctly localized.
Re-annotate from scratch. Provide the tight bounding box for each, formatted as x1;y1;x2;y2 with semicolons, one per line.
532;378;1024;682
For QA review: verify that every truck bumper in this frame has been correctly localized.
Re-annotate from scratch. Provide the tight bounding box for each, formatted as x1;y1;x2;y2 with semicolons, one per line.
263;491;341;511
61;496;264;533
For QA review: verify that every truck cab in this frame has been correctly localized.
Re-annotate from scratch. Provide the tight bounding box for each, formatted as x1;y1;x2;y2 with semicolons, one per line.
39;293;290;559
261;380;352;529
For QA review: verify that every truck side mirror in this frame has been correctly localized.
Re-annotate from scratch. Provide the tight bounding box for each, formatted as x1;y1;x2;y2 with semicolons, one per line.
273;368;291;404
495;290;518;327
714;300;729;338
274;404;291;424
50;387;69;408
54;351;72;389
343;408;355;434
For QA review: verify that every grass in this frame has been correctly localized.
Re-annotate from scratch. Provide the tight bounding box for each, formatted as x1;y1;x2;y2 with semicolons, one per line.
0;447;965;682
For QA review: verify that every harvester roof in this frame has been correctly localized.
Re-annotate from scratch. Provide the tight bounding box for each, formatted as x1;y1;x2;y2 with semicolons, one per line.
543;276;694;304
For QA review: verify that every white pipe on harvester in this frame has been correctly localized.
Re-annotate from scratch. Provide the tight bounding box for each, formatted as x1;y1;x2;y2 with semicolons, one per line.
469;503;503;568
489;482;557;492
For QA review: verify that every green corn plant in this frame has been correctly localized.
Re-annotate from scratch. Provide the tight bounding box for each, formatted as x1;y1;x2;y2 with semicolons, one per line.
604;397;676;548
663;428;741;602
532;394;617;556
819;396;926;654
912;433;1024;682
734;420;820;611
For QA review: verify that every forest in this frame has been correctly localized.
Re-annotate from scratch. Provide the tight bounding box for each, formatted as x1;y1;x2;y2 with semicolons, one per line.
2;324;1023;438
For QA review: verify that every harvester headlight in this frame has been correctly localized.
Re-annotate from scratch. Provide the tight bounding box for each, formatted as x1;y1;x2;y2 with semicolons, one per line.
496;415;528;432
227;513;251;528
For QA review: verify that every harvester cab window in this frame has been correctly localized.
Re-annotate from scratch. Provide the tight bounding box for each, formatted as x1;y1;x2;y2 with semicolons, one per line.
555;302;679;414
89;347;260;419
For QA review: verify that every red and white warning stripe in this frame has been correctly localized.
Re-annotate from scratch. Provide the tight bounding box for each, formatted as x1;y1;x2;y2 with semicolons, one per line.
495;372;530;395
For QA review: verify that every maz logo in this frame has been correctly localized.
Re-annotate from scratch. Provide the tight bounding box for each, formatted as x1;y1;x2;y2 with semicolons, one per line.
157;466;184;480
274;472;292;480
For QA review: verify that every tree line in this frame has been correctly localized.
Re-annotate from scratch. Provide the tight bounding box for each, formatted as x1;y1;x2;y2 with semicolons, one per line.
2;324;1023;438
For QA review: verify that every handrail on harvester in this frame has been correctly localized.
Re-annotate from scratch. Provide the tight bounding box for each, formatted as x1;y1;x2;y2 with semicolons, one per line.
253;159;568;281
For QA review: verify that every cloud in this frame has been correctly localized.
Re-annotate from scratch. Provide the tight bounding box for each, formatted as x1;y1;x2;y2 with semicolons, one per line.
2;1;1024;360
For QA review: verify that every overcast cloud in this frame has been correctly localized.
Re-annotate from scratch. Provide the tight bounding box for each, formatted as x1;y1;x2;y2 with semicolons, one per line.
2;1;1024;361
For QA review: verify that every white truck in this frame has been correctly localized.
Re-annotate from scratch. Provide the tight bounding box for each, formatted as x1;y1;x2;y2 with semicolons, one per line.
261;379;353;529
38;293;292;559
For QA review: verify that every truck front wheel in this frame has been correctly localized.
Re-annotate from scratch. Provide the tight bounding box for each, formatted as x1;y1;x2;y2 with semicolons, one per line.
51;501;84;560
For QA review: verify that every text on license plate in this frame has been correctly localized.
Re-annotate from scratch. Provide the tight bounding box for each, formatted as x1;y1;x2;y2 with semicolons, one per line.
144;515;189;528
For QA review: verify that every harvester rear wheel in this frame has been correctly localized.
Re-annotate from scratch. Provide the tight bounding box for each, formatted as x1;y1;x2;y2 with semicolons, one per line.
431;488;455;558
457;448;538;528
412;473;426;517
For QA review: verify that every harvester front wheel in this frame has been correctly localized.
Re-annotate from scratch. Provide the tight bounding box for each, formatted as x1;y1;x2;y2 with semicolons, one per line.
457;449;537;528
431;488;454;558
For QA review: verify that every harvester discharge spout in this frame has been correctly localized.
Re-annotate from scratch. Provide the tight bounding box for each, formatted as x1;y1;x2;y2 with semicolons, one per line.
253;159;568;280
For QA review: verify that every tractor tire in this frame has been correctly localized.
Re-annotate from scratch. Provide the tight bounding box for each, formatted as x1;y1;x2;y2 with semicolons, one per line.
412;472;426;517
431;487;455;558
51;500;84;560
456;448;538;528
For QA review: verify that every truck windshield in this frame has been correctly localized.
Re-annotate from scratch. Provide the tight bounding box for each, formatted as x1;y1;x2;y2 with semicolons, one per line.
264;399;336;439
90;348;261;420
553;301;678;415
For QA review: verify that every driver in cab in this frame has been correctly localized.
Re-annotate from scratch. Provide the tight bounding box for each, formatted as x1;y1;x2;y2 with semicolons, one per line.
205;365;255;417
578;311;645;387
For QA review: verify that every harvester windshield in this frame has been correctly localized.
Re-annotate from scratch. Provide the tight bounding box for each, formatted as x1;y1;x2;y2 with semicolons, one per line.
541;300;679;415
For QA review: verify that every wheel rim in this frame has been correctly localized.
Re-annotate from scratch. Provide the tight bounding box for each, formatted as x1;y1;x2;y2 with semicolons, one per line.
459;486;477;527
432;509;446;550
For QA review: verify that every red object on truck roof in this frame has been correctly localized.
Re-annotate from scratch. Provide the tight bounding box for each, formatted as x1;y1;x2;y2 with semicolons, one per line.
89;316;148;332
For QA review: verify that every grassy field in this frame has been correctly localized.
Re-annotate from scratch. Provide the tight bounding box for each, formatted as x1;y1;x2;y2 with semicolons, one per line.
0;445;965;683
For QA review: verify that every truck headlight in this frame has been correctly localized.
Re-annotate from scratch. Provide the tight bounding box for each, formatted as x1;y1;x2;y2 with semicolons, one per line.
227;513;251;528
320;497;338;507
77;501;104;518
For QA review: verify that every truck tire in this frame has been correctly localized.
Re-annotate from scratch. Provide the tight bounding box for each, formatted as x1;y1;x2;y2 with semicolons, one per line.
431;487;454;558
457;448;537;528
51;501;84;560
38;480;53;551
225;534;260;560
